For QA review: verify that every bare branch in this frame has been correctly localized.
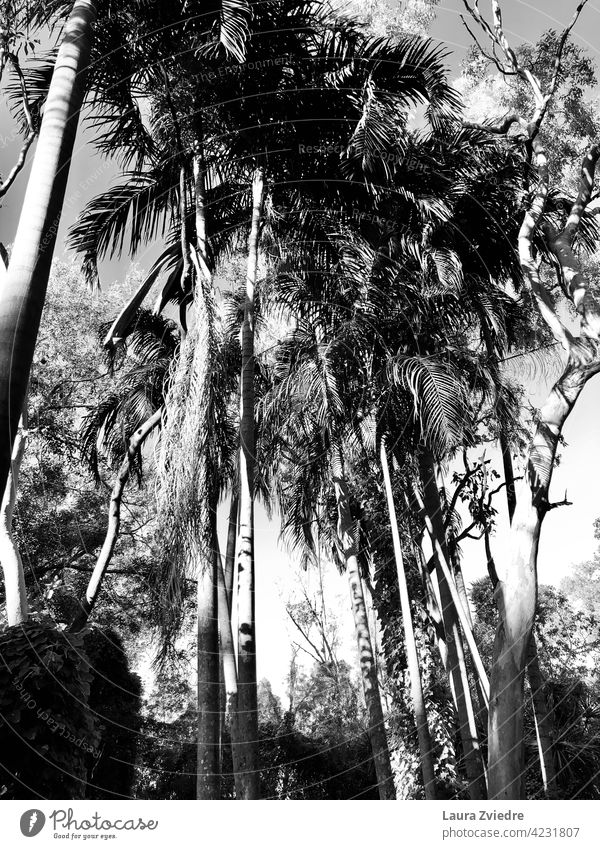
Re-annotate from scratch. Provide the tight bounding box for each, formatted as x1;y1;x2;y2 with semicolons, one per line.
545;143;600;338
546;490;573;511
0;53;37;198
463;112;523;135
519;139;574;350
460;14;516;76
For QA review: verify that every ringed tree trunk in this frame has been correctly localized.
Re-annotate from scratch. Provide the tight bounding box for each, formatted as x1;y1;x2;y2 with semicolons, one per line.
0;0;97;500
0;410;28;626
380;439;436;799
418;451;488;800
189;135;230;800
70;408;162;633
215;529;239;796
224;487;239;608
234;167;265;800
196;512;220;800
331;444;396;800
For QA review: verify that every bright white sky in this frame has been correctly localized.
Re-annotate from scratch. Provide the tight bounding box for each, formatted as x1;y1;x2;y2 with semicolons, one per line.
2;0;600;696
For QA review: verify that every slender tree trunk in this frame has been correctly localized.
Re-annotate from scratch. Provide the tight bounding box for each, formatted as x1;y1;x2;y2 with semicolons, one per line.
217;537;238;728
70;408;162;633
189;135;225;800
224;488;239;609
0;0;96;499
0;411;28;625
526;633;557;798
450;545;489;733
234;167;264;799
380;440;436;799
196;515;220;800
331;444;395;800
418;451;487;800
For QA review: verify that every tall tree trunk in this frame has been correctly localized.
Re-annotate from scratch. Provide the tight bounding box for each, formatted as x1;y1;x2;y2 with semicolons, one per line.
418;451;487;800
488;396;582;799
216;531;239;798
0;411;28;626
217;535;238;728
234;167;264;800
189;135;224;800
0;0;96;499
196;514;220;800
526;633;557;799
450;544;489;733
497;431;557;798
380;440;436;799
331;444;396;800
224;488;239;609
70;408;162;633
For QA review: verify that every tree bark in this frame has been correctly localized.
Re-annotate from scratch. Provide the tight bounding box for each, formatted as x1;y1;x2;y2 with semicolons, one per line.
380;440;436;798
331;444;396;800
488;139;600;792
0;411;28;625
488;366;594;798
418;450;488;800
498;431;557;798
196;516;220;799
526;633;557;798
234;167;264;799
224;488;239;609
0;0;96;500
70;408;162;632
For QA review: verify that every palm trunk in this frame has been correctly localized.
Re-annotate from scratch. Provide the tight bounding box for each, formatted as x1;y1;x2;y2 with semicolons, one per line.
216;532;238;799
234;167;264;800
70;408;162;633
224;488;239;609
331;444;395;800
196;514;220;800
526;633;557;798
0;412;28;625
189;133;224;800
418;451;487;800
0;0;96;499
380;440;435;799
450;545;489;733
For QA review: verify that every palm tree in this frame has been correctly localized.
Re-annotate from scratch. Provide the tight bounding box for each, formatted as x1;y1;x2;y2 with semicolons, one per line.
380;437;436;798
0;0;96;502
67;7;462;804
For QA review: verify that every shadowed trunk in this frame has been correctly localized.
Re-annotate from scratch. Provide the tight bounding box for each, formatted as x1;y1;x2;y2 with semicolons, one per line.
70;408;162;633
0;0;96;500
332;444;395;800
196;515;220;799
234;167;264;799
418;450;487;800
224;488;239;608
380;440;436;799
